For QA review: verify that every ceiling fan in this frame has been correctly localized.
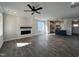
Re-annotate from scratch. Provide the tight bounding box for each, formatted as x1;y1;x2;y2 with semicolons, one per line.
71;2;79;8
24;4;43;15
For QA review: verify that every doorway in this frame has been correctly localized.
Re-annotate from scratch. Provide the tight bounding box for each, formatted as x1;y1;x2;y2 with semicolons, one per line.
50;21;63;33
72;20;79;35
37;21;45;34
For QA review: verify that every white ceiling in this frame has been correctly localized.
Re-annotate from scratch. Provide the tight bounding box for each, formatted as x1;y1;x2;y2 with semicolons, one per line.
0;2;79;20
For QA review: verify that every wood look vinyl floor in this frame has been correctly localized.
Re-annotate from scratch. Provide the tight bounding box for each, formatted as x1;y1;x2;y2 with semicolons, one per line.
0;34;79;57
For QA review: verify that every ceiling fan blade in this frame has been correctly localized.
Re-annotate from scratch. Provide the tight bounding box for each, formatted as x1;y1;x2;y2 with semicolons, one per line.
36;7;43;10
27;4;33;10
36;11;41;14
71;2;79;8
24;10;32;12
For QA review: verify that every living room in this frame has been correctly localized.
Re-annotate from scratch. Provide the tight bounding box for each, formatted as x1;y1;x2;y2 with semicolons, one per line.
0;2;79;57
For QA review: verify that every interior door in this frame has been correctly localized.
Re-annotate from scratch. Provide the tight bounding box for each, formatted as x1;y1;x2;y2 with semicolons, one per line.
0;13;3;48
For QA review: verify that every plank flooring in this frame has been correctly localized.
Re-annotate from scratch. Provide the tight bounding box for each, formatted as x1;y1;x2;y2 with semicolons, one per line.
0;34;79;57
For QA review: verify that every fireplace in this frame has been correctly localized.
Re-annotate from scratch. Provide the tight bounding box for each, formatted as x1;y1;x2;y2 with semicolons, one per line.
20;26;32;35
21;30;31;35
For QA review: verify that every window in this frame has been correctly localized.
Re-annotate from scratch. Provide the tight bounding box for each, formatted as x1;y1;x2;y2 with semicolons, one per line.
37;21;44;32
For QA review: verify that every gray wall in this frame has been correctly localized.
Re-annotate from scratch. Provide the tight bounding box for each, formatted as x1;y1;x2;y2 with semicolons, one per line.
3;13;39;41
0;13;3;48
62;19;72;35
3;13;73;42
3;14;18;41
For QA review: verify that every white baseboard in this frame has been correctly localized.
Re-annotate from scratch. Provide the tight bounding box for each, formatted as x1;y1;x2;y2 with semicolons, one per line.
4;33;40;42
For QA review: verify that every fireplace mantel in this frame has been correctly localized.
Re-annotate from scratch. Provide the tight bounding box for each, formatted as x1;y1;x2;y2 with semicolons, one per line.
20;27;32;29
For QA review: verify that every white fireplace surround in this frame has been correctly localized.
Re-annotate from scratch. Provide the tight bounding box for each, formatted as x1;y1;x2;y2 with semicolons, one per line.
18;27;32;38
21;29;31;35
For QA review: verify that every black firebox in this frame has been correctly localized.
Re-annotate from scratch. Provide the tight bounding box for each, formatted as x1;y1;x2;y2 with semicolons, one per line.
21;30;31;35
